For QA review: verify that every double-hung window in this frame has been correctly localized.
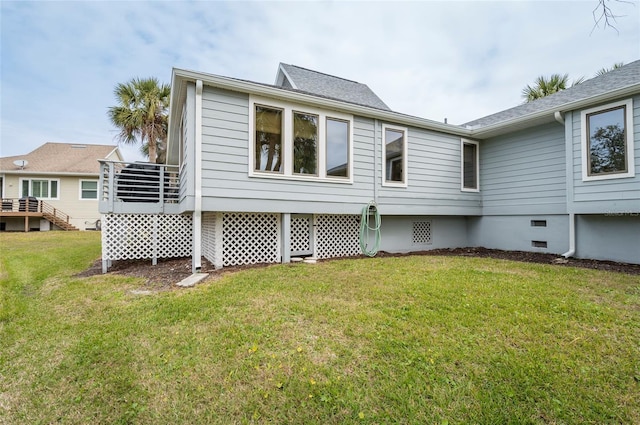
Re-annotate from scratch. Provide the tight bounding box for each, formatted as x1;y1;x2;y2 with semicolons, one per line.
382;124;408;187
581;99;635;181
20;178;59;199
80;180;98;200
250;97;353;182
461;139;479;192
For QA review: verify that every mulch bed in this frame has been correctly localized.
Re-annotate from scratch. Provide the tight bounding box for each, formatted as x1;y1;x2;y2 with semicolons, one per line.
75;247;640;288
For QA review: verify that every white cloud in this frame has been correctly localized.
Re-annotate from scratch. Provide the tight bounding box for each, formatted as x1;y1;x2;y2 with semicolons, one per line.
1;0;638;160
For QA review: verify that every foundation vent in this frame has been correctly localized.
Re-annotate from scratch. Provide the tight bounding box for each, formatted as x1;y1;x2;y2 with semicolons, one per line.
413;221;433;245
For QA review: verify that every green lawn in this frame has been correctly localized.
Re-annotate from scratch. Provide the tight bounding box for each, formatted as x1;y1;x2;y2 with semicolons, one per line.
1;232;639;424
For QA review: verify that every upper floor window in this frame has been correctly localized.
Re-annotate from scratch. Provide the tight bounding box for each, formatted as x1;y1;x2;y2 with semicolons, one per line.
326;118;350;178
250;96;353;182
581;99;635;181
382;124;408;187
293;112;318;175
255;105;283;173
20;178;59;199
80;180;98;200
461;139;479;192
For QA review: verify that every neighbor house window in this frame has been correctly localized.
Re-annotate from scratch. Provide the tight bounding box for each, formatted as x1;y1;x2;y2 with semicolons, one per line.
250;96;353;182
581;99;635;181
80;180;98;200
326;118;349;178
461;139;479;191
255;105;283;173
382;124;408;187
20;179;59;199
293;112;318;175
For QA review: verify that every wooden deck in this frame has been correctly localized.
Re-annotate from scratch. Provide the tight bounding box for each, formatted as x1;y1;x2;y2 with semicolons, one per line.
0;198;78;231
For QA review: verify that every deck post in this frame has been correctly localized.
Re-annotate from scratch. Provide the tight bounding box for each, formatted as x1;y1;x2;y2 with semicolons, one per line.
281;213;291;264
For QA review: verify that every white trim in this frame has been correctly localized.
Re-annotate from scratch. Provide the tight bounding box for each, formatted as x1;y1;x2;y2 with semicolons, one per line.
249;95;354;183
460;139;480;192
193;80;203;273
382;123;408;188
79;179;99;200
581;98;635;182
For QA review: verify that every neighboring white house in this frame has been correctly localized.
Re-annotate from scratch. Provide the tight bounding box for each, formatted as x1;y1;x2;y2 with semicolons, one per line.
98;61;640;272
1;142;122;231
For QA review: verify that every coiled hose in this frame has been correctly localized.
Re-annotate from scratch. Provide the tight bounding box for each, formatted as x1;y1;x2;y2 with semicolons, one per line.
360;201;381;257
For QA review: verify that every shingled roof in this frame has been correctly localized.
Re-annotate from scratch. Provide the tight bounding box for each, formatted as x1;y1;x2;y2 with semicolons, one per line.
464;59;640;128
275;63;391;111
0;142;121;174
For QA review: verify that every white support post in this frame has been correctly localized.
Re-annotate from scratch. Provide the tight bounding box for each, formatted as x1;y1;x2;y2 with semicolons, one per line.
282;213;291;264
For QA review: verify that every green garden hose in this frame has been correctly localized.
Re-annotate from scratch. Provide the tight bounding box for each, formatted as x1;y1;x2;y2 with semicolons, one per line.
360;201;381;257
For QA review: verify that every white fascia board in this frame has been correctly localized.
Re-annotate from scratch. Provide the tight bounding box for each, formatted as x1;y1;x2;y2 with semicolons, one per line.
170;68;472;138
0;171;99;177
275;63;297;89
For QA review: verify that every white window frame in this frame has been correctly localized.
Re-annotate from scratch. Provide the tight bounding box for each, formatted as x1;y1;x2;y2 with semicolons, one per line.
249;95;354;183
461;139;480;192
79;179;98;200
19;178;60;200
382;124;408;188
581;99;635;182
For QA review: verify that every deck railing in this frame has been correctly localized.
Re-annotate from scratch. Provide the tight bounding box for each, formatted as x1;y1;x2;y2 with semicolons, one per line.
0;198;76;230
98;160;181;214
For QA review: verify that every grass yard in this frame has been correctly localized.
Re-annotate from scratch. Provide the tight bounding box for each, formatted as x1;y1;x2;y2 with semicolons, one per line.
1;232;639;424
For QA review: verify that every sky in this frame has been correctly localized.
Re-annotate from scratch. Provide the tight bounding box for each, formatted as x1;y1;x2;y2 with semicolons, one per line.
1;0;639;162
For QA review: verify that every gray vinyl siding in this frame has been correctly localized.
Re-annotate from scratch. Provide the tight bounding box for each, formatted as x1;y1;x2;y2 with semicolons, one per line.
569;95;640;214
481;122;567;215
198;87;374;214
189;86;480;215
376;127;482;215
178;83;196;210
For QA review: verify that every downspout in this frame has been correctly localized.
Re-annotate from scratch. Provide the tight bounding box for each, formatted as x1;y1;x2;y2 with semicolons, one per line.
373;119;379;203
562;213;576;258
557;109;574;258
192;80;203;273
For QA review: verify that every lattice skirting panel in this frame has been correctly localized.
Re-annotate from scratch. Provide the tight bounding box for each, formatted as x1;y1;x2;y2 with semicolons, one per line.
221;212;280;267
291;215;312;253
202;212;217;266
102;213;192;263
315;214;361;259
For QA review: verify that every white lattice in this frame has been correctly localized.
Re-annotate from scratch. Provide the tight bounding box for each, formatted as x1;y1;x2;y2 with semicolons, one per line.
222;213;280;266
413;221;432;245
315;215;361;259
291;215;311;253
102;214;192;262
202;212;217;266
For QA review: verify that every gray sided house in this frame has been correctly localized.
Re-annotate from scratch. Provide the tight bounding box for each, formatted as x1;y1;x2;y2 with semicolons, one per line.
98;62;640;272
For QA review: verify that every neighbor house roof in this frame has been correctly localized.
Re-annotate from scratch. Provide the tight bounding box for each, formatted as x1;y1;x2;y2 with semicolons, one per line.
275;63;391;111
0;142;122;174
465;59;640;129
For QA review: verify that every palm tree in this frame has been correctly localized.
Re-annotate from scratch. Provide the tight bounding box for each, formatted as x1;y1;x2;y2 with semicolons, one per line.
108;77;170;163
595;62;624;76
521;74;584;103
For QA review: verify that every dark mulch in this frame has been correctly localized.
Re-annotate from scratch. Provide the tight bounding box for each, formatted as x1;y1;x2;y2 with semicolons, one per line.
75;247;640;288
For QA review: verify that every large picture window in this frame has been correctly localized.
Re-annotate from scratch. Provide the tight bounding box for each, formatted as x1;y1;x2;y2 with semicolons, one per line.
250;96;353;182
581;99;635;181
382;124;408;187
20;178;59;199
461;139;479;192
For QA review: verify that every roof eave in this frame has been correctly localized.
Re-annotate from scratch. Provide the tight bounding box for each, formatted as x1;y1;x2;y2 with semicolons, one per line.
471;83;640;139
168;68;472;147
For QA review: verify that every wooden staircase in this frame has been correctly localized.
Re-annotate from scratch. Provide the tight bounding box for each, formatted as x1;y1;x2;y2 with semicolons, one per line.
42;212;79;231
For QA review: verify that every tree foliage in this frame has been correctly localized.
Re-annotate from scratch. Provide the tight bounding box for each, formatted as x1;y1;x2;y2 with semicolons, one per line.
108;77;170;164
521;74;584;102
589;124;626;174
